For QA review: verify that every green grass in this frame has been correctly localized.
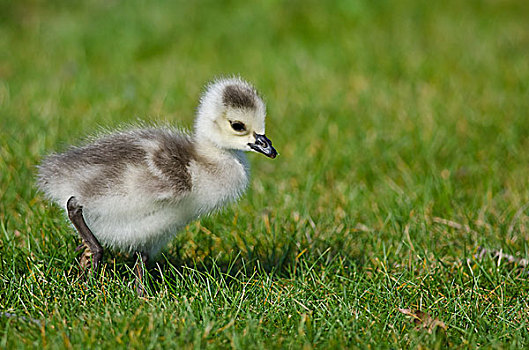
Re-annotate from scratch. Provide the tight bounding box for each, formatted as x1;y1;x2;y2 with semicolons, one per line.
1;0;529;348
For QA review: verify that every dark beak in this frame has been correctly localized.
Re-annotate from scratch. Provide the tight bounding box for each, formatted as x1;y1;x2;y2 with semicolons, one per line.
248;133;277;159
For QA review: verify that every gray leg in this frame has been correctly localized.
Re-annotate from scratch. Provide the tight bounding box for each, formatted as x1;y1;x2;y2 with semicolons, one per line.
67;196;103;271
135;252;149;297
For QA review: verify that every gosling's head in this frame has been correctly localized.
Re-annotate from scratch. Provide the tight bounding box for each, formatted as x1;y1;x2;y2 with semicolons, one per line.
194;77;277;158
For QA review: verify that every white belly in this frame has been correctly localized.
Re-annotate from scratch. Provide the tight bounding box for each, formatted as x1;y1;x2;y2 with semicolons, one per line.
82;195;200;257
80;178;247;257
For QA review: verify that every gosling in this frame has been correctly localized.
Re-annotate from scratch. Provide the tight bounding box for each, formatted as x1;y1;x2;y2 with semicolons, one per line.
37;77;277;293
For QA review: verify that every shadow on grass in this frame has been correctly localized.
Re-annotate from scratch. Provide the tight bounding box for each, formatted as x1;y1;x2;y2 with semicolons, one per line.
65;239;368;297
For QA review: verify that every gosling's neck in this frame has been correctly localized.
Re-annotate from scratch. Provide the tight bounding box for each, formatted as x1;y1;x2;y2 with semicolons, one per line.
192;133;247;165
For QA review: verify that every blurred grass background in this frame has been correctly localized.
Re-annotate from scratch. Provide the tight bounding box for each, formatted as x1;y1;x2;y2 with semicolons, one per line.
1;0;529;348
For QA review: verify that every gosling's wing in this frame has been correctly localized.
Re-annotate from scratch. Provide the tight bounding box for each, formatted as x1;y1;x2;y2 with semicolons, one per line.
36;128;196;206
136;128;196;199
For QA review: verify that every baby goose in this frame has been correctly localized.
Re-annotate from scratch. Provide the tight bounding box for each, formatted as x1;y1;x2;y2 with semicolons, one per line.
37;77;277;293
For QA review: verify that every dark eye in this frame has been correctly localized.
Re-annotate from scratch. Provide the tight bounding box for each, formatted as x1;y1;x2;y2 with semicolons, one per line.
230;121;246;132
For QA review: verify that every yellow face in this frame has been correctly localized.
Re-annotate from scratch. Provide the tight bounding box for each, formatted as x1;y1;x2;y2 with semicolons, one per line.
195;77;277;158
215;107;275;157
